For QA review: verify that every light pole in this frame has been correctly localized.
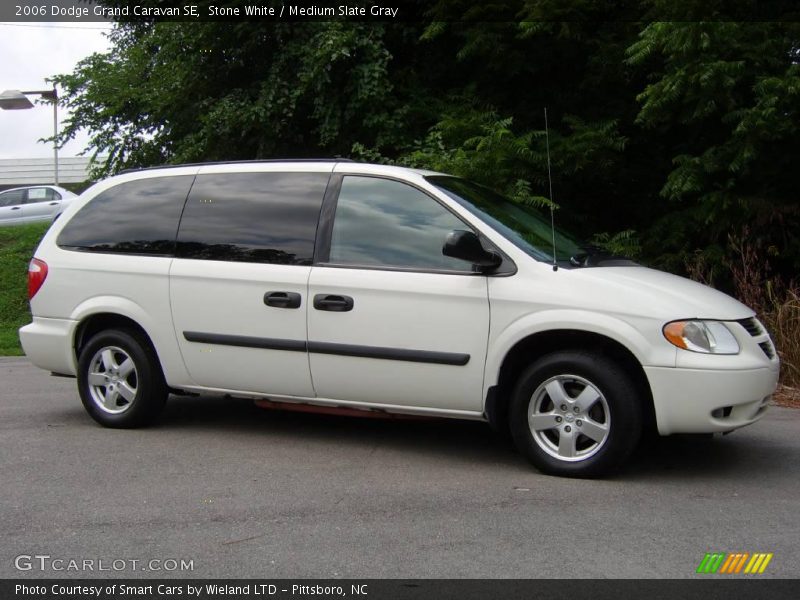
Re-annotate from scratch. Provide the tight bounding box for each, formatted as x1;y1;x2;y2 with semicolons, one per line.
0;87;60;185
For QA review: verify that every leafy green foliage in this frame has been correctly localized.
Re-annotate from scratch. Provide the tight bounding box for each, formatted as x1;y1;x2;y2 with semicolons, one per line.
0;223;48;355
54;20;430;176
627;21;800;274
51;6;800;283
590;230;642;259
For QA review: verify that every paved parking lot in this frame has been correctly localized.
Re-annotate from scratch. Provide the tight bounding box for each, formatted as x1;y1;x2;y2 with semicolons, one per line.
1;356;798;579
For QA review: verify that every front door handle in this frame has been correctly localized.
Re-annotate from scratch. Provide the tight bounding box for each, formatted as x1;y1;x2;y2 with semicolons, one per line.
313;294;354;312
263;291;301;309
10;206;21;210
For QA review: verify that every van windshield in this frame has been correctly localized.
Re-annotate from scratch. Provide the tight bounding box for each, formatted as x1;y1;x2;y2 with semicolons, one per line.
426;176;583;264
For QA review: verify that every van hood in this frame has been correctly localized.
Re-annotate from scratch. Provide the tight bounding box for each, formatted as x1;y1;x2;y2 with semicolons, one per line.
570;266;753;321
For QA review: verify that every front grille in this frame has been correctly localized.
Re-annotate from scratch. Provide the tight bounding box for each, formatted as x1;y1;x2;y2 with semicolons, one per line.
759;341;776;360
738;317;763;336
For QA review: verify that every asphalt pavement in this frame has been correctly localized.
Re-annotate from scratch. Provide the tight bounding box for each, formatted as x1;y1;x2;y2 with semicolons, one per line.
1;356;798;579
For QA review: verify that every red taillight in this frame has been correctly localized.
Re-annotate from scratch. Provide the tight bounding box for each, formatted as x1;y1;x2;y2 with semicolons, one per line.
28;258;48;299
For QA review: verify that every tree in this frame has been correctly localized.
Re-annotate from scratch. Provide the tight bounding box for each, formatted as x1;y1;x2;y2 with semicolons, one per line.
54;20;431;175
52;3;800;280
626;20;800;274
56;2;648;246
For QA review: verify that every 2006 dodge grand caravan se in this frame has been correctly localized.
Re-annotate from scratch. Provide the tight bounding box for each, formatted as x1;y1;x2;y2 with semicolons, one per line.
20;160;779;477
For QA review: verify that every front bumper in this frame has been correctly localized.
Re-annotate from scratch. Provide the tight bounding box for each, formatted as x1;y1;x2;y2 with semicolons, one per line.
19;317;78;376
645;365;779;435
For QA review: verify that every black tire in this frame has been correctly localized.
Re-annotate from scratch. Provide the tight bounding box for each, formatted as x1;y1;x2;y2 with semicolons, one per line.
77;328;168;428
509;351;642;478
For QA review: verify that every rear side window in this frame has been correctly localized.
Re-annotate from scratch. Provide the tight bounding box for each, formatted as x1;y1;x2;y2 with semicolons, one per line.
26;187;58;202
175;172;328;265
57;176;193;256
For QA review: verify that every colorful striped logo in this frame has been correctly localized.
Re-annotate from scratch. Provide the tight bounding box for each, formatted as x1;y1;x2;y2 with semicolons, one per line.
696;552;773;574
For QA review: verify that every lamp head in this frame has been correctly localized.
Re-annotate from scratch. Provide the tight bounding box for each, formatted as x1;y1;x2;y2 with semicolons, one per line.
0;90;35;110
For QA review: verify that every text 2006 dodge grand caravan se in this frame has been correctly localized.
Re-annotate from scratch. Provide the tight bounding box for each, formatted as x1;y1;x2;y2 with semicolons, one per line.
20;161;779;477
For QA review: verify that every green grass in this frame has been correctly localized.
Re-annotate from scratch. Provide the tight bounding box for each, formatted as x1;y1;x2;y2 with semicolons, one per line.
0;223;49;355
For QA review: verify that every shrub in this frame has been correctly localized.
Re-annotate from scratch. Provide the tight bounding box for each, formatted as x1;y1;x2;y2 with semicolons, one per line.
727;228;799;388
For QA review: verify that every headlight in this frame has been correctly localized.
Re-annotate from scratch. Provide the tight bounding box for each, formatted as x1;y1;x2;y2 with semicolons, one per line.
662;320;740;354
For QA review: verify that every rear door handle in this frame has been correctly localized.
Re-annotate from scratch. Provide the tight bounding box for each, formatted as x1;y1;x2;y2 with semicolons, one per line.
10;206;21;210
313;294;354;312
263;291;301;309
48;201;59;206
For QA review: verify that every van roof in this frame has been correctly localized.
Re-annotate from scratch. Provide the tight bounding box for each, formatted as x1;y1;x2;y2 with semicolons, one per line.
119;158;356;175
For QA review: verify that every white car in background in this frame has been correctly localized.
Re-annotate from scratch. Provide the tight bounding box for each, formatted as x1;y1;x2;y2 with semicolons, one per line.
0;185;78;226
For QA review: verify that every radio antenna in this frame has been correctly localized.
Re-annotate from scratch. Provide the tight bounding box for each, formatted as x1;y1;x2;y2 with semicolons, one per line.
544;108;558;272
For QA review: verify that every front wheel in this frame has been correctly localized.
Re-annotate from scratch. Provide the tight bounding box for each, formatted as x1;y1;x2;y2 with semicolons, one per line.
509;351;642;478
77;329;168;428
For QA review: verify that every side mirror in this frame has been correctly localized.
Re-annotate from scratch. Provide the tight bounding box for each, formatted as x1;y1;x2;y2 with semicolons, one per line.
442;230;502;271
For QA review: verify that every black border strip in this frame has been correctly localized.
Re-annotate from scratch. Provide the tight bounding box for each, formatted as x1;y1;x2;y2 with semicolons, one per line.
2;579;796;600
8;1;797;23
183;332;469;366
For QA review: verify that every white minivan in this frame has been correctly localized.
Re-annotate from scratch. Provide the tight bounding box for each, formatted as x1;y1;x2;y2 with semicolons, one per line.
19;161;779;477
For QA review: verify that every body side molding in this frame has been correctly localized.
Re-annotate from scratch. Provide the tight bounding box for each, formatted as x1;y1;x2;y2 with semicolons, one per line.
183;331;470;366
307;341;469;366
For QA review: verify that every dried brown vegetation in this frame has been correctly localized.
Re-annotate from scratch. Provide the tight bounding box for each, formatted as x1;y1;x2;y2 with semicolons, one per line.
728;230;799;390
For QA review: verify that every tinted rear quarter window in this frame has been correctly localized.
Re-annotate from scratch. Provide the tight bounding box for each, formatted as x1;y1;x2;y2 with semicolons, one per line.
57;176;194;256
175;172;328;265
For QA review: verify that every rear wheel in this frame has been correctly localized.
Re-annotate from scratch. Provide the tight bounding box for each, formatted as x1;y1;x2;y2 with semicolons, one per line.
509;351;642;477
77;329;167;428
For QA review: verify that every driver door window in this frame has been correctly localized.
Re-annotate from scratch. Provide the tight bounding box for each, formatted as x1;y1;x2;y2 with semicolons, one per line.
328;176;474;271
